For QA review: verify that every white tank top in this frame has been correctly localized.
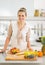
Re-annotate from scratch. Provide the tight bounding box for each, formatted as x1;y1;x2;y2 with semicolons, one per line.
9;21;30;51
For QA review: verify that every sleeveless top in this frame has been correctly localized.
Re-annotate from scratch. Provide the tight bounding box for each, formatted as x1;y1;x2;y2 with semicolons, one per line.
9;21;30;51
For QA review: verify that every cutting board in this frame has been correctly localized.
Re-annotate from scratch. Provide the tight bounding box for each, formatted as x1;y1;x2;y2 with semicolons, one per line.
5;54;37;61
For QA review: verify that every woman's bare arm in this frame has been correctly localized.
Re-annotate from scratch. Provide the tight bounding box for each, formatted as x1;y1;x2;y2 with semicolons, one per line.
26;29;32;50
3;37;10;52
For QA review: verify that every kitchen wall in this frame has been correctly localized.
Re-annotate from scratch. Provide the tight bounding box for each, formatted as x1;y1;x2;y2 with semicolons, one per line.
0;0;34;46
0;0;34;17
0;0;45;46
29;20;45;41
0;19;45;47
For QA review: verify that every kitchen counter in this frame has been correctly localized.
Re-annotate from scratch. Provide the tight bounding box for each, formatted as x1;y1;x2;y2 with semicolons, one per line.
0;42;45;65
0;52;45;65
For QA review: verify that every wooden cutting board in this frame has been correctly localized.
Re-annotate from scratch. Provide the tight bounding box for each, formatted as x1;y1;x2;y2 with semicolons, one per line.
5;54;37;61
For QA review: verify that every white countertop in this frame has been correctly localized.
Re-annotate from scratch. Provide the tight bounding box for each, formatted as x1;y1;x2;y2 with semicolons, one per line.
0;53;44;63
0;41;45;65
0;53;45;65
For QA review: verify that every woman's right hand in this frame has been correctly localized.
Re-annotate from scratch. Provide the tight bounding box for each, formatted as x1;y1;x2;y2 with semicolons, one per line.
0;49;5;53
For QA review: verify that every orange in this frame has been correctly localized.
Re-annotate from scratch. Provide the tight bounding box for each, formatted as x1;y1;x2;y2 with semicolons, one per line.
38;51;43;57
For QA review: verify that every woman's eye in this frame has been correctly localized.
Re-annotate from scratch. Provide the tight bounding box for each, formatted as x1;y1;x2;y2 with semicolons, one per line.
22;15;24;17
18;15;21;17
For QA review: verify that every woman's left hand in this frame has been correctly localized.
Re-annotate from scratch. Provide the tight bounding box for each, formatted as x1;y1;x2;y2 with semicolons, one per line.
28;48;33;51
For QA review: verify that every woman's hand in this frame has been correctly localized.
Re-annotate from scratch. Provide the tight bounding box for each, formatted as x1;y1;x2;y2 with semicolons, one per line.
28;48;33;51
0;49;5;53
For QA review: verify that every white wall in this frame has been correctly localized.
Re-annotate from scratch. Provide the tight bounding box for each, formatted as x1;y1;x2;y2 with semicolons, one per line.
0;0;34;17
0;0;45;46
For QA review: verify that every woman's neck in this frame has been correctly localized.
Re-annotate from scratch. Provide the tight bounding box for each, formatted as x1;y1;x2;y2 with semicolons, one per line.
18;21;25;25
17;21;26;31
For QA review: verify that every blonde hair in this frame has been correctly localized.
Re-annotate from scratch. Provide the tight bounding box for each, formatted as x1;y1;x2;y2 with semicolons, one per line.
18;7;27;16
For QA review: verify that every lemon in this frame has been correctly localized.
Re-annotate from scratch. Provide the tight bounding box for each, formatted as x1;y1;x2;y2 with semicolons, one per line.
34;50;38;56
24;51;30;56
29;51;35;55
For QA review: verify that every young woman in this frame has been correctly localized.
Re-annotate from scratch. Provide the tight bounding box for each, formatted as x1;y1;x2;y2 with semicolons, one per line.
0;7;32;52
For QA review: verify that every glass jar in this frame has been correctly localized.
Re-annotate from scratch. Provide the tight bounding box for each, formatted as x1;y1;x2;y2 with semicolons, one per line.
34;9;40;16
40;9;45;17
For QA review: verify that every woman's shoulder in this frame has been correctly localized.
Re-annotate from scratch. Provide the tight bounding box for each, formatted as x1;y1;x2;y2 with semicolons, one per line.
9;21;17;30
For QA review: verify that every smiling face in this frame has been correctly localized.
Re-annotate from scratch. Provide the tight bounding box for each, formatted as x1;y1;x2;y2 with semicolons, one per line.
17;8;27;22
18;12;26;22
